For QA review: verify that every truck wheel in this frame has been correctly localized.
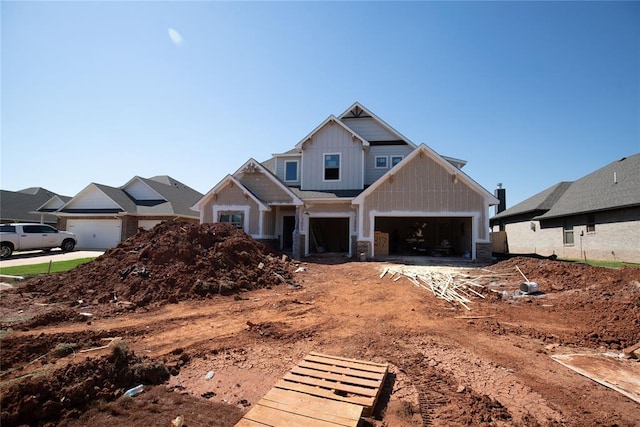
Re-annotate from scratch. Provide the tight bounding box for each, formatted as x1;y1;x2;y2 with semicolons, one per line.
0;243;13;259
61;239;75;252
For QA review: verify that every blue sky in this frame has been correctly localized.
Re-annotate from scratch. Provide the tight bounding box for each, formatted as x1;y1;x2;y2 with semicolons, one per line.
2;1;639;210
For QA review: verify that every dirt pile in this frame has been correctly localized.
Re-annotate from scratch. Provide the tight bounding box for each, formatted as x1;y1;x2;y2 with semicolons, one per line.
22;221;294;311
486;257;640;349
0;341;169;426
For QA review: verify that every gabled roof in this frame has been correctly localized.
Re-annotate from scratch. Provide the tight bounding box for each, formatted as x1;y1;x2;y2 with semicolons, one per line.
535;153;640;220
492;182;573;220
58;177;202;217
294;115;369;151
233;158;303;206
353;144;499;205
191;174;270;212
339;102;416;148
1;187;64;222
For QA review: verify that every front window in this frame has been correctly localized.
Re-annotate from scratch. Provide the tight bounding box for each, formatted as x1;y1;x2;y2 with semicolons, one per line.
284;160;299;182
375;156;388;169
391;155;403;167
219;213;244;229
324;153;340;181
563;223;574;245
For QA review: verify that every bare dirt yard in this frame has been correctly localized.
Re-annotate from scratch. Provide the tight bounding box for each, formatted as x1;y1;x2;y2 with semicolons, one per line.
1;221;639;426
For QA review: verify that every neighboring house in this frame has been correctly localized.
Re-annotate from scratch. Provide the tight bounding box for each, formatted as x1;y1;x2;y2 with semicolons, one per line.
490;153;640;263
192;102;499;261
0;187;69;225
50;176;203;249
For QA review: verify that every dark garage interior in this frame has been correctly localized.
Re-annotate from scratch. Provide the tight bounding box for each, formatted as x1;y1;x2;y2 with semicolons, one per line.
309;217;349;253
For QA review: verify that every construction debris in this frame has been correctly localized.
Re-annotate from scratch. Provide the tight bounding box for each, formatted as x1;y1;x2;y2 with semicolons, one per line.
380;266;485;311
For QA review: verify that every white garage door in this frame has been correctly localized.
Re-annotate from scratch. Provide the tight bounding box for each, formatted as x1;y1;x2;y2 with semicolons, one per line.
67;219;122;249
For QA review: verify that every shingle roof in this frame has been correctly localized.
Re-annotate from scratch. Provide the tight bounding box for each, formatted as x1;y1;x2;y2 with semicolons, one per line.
492;182;572;220
536;153;640;219
289;188;364;199
0;187;64;222
138;176;203;216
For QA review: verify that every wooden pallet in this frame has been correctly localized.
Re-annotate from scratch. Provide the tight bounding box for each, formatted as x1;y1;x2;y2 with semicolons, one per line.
236;352;388;426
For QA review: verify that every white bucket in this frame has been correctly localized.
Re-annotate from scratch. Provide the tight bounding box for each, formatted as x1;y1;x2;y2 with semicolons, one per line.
520;282;539;294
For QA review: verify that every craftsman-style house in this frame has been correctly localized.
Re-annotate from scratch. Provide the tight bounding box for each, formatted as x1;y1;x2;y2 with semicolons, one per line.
192;103;499;261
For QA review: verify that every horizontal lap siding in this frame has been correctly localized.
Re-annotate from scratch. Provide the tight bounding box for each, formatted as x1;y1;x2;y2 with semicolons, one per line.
276;156;301;185
362;154;486;239
239;173;293;204
302;123;363;191
341;117;397;141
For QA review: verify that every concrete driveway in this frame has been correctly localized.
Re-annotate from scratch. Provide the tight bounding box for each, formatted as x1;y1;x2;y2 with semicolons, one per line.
0;249;104;268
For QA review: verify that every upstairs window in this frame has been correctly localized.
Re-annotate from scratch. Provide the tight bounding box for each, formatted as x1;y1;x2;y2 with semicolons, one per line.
391;155;404;167
324;153;340;181
284;160;299;182
586;214;595;233
219;213;244;230
375;156;388;169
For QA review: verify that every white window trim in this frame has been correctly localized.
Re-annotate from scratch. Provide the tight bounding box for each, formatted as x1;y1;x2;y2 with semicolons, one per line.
390;155;404;167
323;152;341;182
284;159;299;182
375;156;389;169
213;205;250;232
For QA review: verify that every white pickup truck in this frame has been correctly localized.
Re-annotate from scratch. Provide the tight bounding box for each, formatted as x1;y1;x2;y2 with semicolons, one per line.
0;223;78;259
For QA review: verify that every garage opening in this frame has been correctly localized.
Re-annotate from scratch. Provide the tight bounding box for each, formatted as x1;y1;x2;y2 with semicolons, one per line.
375;217;472;257
309;218;349;254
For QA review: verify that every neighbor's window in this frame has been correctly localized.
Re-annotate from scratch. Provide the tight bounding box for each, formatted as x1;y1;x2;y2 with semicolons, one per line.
586;214;595;233
391;155;403;167
284;160;299;182
324;153;340;181
375;156;388;169
563;223;574;245
219;213;244;229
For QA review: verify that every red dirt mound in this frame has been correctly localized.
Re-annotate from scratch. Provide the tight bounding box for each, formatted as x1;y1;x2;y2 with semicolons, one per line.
20;221;294;312
487;257;640;349
0;341;170;426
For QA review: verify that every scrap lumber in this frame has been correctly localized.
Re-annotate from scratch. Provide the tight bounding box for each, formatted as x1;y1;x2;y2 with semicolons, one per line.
381;266;486;311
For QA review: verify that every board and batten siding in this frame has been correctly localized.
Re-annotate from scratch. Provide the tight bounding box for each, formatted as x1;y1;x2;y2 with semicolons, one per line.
123;180;162;200
239;172;294;204
365;145;414;185
301;122;364;191
359;153;488;240
341;117;397;141
205;183;261;235
275;156;302;185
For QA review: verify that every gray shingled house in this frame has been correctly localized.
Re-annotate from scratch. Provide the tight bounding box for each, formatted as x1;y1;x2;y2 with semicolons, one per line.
0;187;70;225
50;176;203;249
491;153;640;263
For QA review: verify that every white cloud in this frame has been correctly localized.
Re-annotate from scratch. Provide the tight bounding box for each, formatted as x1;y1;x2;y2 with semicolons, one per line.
168;28;184;47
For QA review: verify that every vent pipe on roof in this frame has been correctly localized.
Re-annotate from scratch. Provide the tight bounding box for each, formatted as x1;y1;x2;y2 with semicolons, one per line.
614;172;618;184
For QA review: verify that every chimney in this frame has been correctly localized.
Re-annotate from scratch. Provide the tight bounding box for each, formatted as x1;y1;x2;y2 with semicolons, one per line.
495;183;506;214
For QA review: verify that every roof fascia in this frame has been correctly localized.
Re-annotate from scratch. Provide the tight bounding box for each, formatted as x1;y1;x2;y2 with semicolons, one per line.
338;102;417;149
353;144;499;205
59;183;126;212
233;158;304;206
191;175;271;212
294;115;370;151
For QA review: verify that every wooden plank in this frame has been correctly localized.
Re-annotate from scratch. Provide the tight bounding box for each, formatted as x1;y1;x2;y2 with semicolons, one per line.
235;419;270;427
241;404;350;427
298;360;384;381
309;352;388;369
258;398;360;425
283;372;378;397
274;380;373;407
290;366;383;388
305;353;388;374
260;388;363;422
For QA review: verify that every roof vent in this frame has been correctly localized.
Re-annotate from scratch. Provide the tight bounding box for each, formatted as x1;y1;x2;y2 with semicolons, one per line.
614;171;618;184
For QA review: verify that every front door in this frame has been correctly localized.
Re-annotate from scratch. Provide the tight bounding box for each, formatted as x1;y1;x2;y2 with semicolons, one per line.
282;216;295;251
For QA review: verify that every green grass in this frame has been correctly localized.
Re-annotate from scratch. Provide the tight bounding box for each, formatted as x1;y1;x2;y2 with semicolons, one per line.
0;258;96;278
559;258;640;269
